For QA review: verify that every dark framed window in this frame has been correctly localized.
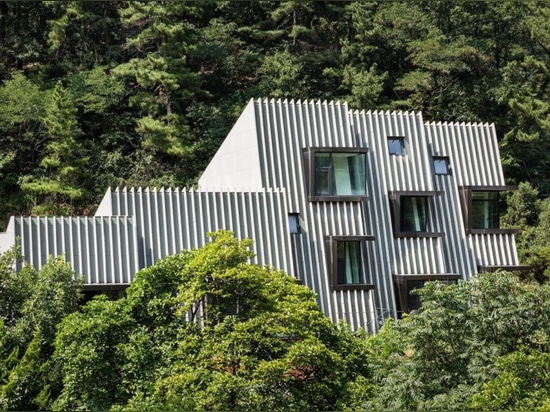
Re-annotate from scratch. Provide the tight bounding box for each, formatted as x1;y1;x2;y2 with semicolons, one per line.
459;186;519;234
325;236;375;291
388;137;405;155
303;147;368;201
433;157;450;175
393;274;461;315
389;191;444;238
401;196;427;232
288;213;301;234
471;191;499;229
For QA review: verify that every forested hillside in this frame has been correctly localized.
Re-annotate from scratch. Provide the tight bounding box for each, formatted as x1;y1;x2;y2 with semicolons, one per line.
1;1;550;272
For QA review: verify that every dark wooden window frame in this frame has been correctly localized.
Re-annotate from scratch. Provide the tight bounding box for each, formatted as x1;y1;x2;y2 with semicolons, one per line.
388;191;445;238
325;235;375;291
458;186;519;234
393;273;461;314
303;147;369;202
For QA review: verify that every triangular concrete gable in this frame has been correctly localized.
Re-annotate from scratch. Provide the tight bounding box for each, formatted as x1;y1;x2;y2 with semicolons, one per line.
199;99;262;190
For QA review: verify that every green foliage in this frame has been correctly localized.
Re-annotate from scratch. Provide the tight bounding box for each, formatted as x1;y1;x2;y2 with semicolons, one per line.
20;82;88;214
52;231;373;411
366;272;550;410
470;350;550;410
0;249;82;411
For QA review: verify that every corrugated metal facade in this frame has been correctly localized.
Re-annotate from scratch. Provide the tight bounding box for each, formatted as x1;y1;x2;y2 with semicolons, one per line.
94;188;293;274
199;98;521;326
9;216;139;288
0;98;521;333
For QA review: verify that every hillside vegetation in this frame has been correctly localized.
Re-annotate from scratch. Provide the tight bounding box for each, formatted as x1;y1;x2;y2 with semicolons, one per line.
1;231;550;410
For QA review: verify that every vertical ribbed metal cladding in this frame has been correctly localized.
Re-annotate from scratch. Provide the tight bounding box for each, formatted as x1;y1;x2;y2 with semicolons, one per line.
426;120;519;270
13;216;138;286
351;110;448;319
253;99;376;332
102;187;293;276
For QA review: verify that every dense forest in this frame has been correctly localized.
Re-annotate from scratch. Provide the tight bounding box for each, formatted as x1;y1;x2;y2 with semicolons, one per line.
2;1;550;275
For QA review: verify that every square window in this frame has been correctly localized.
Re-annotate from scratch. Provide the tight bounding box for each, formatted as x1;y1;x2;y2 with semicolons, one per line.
326;236;375;291
304;148;369;201
433;157;450;175
459;186;519;234
401;196;427;232
388;137;405;155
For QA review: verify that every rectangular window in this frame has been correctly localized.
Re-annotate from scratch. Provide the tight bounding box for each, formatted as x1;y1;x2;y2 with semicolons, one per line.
393;274;461;315
336;241;362;284
326;236;375;291
401;196;427;232
304;148;369;201
459;186;519;234
471;191;499;229
288;213;301;234
433;157;450;175
388;137;405;155
389;191;443;238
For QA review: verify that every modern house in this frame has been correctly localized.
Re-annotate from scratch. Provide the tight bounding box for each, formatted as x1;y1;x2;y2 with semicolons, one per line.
0;99;523;332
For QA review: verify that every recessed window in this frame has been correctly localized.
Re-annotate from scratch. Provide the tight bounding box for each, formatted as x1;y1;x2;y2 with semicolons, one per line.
303;148;368;201
388;137;405;155
389;191;444;238
326;236;375;291
401;196;428;232
459;186;519;234
393;274;461;315
433;157;450;175
471;191;499;229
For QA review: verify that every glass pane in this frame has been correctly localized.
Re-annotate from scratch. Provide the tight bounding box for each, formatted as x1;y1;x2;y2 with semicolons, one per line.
315;153;332;195
471;191;499;229
288;214;300;234
406;280;425;311
336;241;362;284
388;138;404;155
332;153;367;196
433;158;449;175
401;197;427;231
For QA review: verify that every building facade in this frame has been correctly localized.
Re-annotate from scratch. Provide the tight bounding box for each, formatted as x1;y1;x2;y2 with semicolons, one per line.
0;99;522;332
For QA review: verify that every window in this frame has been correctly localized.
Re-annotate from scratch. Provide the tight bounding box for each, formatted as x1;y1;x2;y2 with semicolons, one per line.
388;137;405;155
288;213;301;234
459;186;519;234
389;191;444;238
303;148;368;201
401;196;427;232
325;236;375;291
471;191;499;229
393;274;461;315
433;157;450;175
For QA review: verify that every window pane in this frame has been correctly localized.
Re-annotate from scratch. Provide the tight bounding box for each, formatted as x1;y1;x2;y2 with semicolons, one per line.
288;214;300;234
336;241;362;284
332;153;366;196
314;153;331;195
401;197;427;231
472;191;499;229
314;152;366;196
433;157;449;175
388;138;405;155
406;280;425;312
